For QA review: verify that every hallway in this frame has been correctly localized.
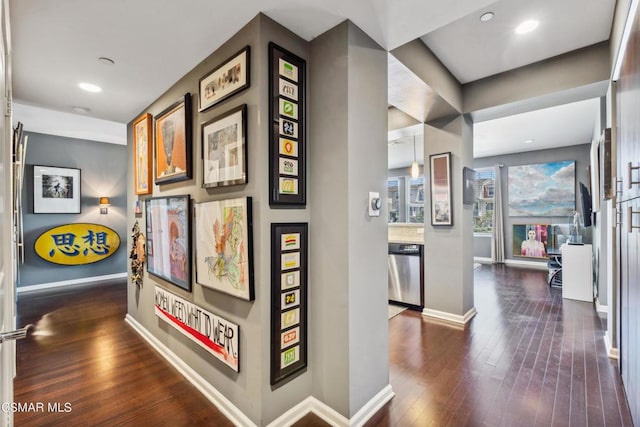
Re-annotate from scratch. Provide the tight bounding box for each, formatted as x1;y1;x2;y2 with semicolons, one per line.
13;266;633;426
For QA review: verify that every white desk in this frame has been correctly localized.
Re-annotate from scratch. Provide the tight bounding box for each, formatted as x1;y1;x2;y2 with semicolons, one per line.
561;243;593;302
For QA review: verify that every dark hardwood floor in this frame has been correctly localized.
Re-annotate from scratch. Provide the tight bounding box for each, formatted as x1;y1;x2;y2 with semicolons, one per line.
14;281;233;426
13;265;633;426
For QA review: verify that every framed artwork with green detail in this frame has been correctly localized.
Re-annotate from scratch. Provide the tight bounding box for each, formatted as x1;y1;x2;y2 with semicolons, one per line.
194;197;254;301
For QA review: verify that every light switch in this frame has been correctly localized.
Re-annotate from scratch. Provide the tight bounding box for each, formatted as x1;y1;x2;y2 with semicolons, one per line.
369;192;381;217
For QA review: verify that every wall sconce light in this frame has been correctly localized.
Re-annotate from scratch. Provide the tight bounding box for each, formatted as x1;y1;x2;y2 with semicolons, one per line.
99;197;110;214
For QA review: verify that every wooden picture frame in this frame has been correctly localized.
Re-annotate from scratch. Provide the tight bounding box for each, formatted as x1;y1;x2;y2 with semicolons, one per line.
145;195;191;291
154;93;192;185
33;165;81;214
429;152;452;226
268;42;306;207
198;46;250;112
201;104;247;188
194;197;254;301
270;223;308;386
133;113;152;195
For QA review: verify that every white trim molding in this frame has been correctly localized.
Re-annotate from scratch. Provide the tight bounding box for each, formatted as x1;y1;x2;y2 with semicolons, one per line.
505;259;548;270
422;307;477;326
17;272;127;294
267;385;394;427
473;257;492;265
595;298;608;316
604;333;619;360
125;314;256;427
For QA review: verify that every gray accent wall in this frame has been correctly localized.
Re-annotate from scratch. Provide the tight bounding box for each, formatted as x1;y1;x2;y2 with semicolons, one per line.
19;131;127;287
473;143;592;263
308;20;389;418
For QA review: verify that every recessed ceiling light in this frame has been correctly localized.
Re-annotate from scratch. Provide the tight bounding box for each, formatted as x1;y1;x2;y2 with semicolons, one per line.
72;106;90;114
98;57;115;66
480;12;494;22
78;82;102;93
515;20;539;34
524;139;534;144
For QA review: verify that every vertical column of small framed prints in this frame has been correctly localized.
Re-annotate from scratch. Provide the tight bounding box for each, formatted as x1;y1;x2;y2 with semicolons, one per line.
270;223;308;385
268;43;306;206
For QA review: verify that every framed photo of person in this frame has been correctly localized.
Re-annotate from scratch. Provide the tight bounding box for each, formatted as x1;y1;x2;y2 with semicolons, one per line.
513;223;550;259
154;93;192;185
201;104;247;188
145;195;191;291
133;113;152;195
33;165;81;214
198;46;250;112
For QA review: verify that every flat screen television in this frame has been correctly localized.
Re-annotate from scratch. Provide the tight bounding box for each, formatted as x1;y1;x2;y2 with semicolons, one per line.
579;182;593;227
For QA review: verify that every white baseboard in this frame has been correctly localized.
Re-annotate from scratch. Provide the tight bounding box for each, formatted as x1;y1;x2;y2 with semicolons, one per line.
473;257;492;264
505;259;548;270
604;333;619;360
124;314;256;427
422;307;477;326
17;272;127;294
595;298;608;315
267;385;394;427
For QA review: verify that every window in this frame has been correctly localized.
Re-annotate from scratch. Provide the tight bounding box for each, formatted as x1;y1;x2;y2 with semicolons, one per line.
407;177;424;223
387;178;399;222
473;168;495;233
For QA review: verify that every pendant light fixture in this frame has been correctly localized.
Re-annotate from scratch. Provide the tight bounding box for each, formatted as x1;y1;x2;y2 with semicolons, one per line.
411;135;419;178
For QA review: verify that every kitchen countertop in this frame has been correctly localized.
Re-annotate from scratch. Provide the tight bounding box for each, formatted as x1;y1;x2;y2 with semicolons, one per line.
388;223;424;244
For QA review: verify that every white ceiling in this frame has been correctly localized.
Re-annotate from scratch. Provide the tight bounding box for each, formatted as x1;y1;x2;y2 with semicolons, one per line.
9;0;617;161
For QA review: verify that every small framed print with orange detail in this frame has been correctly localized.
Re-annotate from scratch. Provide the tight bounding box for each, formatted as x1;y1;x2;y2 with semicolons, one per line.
269;42;306;207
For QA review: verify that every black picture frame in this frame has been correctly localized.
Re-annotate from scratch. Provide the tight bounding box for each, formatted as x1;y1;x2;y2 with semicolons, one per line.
430;152;453;226
463;167;476;205
270;223;308;386
154;93;192;185
201;104;248;188
145;195;191;292
198;46;250;112
268;42;306;207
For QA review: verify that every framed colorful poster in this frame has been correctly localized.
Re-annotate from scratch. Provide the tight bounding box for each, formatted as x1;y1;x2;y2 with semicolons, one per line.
429;152;452;226
198;46;250;112
194;197;254;301
133;113;152;195
154;93;192;185
145;195;191;291
270;223;308;386
33;165;81;214
513;223;550;259
268;42;306;206
201;104;247;188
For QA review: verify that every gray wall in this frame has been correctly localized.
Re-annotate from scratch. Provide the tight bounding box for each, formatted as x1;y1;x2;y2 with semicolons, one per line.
473;143;592;263
309;20;389;417
19;131;127;287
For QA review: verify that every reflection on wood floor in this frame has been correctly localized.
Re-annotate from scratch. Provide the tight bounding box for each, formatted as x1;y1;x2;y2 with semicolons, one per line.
14;265;634;426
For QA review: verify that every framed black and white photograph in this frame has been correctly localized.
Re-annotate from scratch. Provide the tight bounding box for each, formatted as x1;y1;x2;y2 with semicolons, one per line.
33;165;81;214
201;104;247;188
199;46;250;112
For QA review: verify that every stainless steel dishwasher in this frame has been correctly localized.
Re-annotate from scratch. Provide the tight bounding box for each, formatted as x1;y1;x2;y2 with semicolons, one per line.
388;243;423;309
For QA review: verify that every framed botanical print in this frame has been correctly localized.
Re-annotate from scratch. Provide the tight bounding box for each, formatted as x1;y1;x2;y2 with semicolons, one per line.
33;165;81;214
201;104;247;188
198;46;250;112
133;113;152;195
154;93;192;185
194;197;254;301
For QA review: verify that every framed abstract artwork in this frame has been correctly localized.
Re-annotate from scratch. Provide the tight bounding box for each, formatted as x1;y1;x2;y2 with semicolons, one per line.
133;113;152;195
145;195;191;291
201;104;247;188
33;165;81;214
194;197;254;301
429;152;452;226
198;46;250;112
154;93;192;185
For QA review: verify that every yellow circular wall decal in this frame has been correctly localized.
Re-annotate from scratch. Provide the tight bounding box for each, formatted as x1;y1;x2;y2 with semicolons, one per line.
34;223;121;265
